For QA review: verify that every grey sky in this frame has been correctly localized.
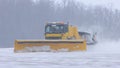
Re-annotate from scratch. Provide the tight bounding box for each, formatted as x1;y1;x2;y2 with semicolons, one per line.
32;0;120;10
78;0;120;10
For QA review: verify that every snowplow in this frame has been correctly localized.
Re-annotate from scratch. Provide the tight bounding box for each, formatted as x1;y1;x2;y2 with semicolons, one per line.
14;22;96;53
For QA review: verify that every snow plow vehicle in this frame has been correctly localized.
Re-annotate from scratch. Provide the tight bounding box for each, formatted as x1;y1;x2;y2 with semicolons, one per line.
14;22;96;53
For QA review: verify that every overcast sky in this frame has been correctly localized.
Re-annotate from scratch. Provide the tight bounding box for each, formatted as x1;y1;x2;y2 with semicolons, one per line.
42;0;120;10
78;0;120;10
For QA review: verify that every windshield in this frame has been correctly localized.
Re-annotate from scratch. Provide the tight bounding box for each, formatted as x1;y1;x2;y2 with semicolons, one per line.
45;24;68;33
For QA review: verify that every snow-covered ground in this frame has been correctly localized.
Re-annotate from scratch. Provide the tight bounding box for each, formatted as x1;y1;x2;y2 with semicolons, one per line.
0;40;120;68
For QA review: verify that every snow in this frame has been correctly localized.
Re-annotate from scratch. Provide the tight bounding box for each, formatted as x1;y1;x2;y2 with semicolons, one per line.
15;46;70;53
16;46;52;53
1;40;120;68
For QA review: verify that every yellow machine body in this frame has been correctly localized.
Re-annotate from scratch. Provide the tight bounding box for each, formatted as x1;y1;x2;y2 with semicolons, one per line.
14;22;87;52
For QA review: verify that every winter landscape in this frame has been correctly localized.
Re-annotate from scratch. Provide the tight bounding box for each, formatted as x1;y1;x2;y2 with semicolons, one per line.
1;0;120;68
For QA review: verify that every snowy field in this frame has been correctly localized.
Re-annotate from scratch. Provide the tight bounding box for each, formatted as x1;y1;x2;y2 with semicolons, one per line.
0;40;120;68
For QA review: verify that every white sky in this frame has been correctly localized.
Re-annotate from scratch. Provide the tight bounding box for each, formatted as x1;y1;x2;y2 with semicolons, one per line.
77;0;120;10
56;0;120;10
32;0;120;10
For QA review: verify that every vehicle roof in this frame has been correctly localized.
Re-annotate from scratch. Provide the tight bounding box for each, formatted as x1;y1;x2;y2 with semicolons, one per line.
46;22;68;25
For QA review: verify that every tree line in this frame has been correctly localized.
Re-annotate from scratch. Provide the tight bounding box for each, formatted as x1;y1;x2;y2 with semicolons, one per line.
0;0;120;47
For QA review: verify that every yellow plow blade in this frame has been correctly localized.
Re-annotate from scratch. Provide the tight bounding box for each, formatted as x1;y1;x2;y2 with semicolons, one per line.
14;40;86;53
